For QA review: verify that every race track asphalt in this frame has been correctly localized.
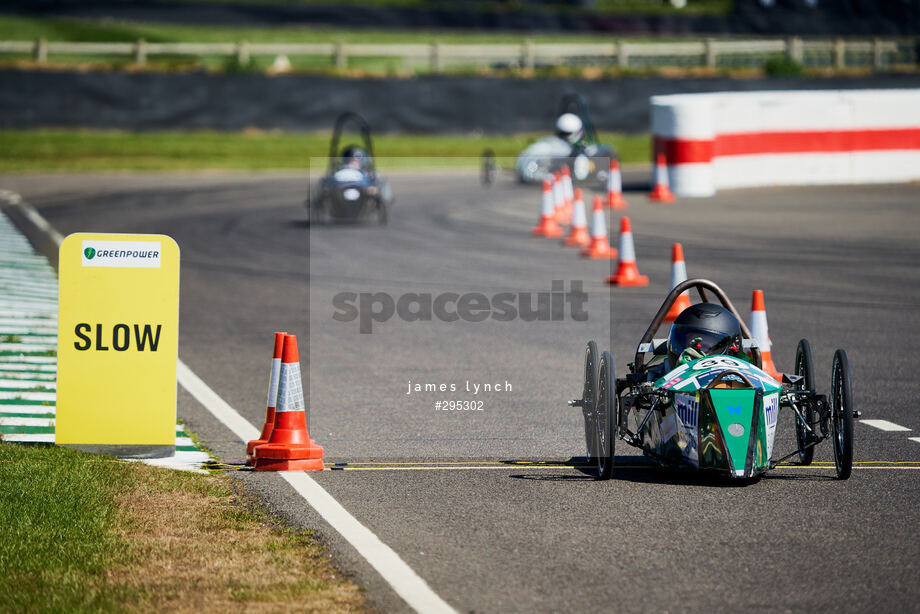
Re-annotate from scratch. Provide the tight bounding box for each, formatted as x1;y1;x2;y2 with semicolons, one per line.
3;168;919;613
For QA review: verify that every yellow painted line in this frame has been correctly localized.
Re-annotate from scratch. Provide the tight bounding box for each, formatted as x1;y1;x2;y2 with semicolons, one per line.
326;461;920;471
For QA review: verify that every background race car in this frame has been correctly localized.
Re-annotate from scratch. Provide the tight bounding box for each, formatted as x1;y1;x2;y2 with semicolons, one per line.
308;112;393;225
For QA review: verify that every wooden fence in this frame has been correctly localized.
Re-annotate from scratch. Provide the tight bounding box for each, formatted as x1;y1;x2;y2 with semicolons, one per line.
1;37;916;71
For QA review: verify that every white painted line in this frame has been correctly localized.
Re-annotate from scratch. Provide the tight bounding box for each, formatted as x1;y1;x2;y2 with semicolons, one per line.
0;343;57;353
909;437;920;445
0;390;56;402
861;419;911;432
0;405;55;414
0;416;54;427
176;358;457;614
0;313;57;321
0;379;56;389
0;372;57;381
2;433;54;443
0;355;57;364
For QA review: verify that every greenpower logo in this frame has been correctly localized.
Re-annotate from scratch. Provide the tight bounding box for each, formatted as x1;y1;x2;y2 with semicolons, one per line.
84;247;96;260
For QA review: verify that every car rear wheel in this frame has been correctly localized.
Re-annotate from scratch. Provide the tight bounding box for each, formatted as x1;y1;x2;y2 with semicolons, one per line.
830;349;854;480
581;341;598;461
794;339;816;465
595;350;617;480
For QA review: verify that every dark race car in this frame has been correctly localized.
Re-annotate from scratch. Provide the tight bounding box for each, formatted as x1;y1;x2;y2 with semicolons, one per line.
570;278;857;481
308;112;392;225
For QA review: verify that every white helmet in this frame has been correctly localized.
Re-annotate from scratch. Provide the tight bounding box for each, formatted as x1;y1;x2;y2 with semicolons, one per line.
555;113;585;145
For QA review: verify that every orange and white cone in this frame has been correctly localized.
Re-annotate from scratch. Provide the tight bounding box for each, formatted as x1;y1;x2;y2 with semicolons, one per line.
749;290;781;380
246;331;286;465
532;178;564;238
664;243;691;322
561;164;575;221
253;334;324;471
606;159;628;210
580;196;617;259
552;172;571;226
606;216;649;286
563;188;591;247
649;153;676;203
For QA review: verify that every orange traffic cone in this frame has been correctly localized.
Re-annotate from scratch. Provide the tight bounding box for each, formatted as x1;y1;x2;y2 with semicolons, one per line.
563;188;591;247
580;196;617;259
253;334;324;471
649;153;676;203
607;159;628;210
560;164;575;222
552;172;571;226
246;331;286;464
664;244;691;322
749;290;781;380
532;178;564;238
606;216;649;286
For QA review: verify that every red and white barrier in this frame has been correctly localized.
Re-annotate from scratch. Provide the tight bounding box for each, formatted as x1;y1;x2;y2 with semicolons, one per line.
651;89;920;197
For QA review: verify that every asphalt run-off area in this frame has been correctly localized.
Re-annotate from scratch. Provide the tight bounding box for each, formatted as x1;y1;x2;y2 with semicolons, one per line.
2;167;919;613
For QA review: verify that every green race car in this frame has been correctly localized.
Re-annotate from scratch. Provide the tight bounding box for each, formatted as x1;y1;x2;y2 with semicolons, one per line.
571;279;857;481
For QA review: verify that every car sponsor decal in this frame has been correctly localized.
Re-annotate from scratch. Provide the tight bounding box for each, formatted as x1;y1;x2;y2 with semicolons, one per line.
764;393;778;427
764;392;779;459
693;356;750;371
81;239;161;268
675;393;699;428
674;393;699;465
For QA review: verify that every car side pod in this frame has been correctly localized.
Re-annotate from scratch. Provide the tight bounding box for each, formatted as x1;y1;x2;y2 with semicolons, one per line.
253;334;324;471
246;331;287;465
606;216;649;286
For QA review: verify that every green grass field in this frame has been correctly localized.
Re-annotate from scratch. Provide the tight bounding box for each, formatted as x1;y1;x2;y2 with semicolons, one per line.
0;130;651;172
0;3;732;45
0;12;730;75
0;443;365;612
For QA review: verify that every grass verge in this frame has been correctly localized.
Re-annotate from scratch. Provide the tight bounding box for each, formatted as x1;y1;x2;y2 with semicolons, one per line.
0;129;651;172
0;442;366;613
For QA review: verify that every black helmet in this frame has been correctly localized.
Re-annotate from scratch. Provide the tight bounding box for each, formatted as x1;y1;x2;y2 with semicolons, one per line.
667;303;743;368
341;145;368;169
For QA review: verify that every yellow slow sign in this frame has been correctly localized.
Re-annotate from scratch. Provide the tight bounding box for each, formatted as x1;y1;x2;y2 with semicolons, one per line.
56;233;180;456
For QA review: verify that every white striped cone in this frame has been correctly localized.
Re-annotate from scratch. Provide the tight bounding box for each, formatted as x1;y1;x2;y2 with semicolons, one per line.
542;180;555;217
247;331;286;464
253;333;324;471
589;203;607;240
562;166;575;204
649;153;676;203
664;243;691;322
572;194;587;230
606;159;628;209
606;216;648;286
750;289;780;380
580;196;617;259
563;188;591;247
532;178;563;237
552;173;570;225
